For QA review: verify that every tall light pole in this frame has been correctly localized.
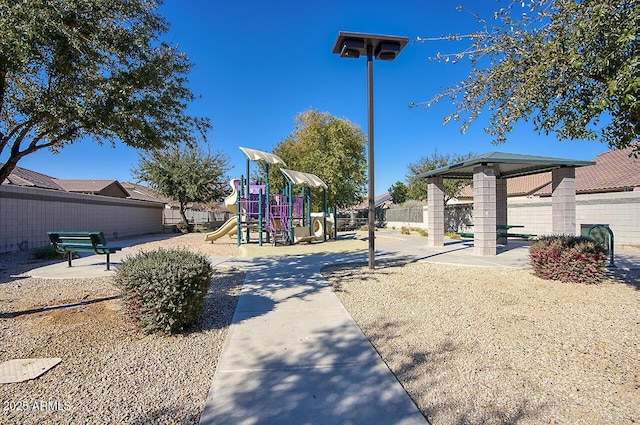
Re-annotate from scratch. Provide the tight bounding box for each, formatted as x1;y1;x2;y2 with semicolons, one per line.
332;32;408;269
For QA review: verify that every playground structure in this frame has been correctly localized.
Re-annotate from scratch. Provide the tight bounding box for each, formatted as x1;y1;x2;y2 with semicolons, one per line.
204;147;335;246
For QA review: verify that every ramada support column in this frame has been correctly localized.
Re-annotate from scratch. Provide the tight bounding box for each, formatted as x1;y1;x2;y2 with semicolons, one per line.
427;176;444;247
473;166;497;256
496;177;507;245
552;167;577;235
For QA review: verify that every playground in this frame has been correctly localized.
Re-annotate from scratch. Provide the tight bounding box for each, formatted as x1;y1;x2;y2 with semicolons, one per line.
204;147;336;247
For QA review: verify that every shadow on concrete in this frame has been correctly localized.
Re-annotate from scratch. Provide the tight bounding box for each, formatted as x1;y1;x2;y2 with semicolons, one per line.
203;323;426;424
200;251;428;424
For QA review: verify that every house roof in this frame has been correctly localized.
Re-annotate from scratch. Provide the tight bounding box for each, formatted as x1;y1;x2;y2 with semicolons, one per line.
1;164;64;191
417;152;595;180
536;145;640;195
121;182;169;203
2;164;138;199
53;179;128;194
351;192;393;211
457;145;640;198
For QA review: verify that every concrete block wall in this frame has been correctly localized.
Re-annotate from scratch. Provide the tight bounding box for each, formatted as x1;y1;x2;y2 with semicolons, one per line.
507;198;553;236
499;192;639;246
574;192;640;246
385;192;639;247
0;185;164;253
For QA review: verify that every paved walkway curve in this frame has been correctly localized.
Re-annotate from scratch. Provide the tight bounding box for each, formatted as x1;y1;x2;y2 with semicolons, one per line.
199;251;429;425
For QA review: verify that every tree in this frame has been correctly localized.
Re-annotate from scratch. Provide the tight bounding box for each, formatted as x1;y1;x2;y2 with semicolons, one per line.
271;110;367;210
133;143;230;232
388;181;408;204
406;150;475;204
413;0;639;151
0;0;209;184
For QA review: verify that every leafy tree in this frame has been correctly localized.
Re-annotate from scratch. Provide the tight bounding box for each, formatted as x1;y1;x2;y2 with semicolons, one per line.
413;0;639;151
406;150;475;204
388;181;408;204
0;0;209;184
271;110;367;210
133;143;230;232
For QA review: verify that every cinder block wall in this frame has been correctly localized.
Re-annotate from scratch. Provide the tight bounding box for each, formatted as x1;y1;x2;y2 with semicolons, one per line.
0;185;164;253
574;192;640;246
385;192;640;246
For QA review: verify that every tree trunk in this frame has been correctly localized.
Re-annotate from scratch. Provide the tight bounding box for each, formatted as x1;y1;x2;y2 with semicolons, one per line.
179;203;193;233
0;158;20;185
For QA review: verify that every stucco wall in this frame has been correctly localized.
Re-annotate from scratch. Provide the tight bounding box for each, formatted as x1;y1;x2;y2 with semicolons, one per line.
0;185;164;253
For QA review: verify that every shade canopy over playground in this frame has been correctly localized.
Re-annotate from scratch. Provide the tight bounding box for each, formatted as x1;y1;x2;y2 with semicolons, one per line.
239;146;286;166
419;152;595;256
280;169;328;189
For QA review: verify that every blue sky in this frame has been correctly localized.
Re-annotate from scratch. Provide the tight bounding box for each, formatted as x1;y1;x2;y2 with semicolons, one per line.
12;0;609;195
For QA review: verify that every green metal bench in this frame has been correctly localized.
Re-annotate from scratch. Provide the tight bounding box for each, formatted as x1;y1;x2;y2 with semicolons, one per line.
497;232;536;240
456;231;536;240
47;231;122;270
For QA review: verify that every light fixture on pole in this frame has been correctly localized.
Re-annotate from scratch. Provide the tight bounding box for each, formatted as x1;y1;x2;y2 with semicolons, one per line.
332;31;408;269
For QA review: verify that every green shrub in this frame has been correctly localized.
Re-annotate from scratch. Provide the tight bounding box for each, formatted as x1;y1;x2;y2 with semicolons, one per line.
445;232;461;240
418;229;428;237
114;248;214;335
401;227;410;235
33;245;66;260
529;235;608;284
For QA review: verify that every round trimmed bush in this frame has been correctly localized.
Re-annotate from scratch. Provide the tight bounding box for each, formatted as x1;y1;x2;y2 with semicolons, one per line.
529;235;608;284
114;248;214;334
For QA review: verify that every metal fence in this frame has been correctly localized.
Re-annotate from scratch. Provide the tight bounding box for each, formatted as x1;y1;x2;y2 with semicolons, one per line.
385;206;424;223
163;209;231;226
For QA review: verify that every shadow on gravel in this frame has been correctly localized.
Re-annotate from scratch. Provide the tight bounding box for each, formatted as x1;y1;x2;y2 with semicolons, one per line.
363;321;545;425
0;295;120;319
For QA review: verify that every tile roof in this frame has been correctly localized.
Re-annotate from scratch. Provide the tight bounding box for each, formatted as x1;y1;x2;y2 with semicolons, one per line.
1;164;64;191
351;192;393;210
53;179;125;194
121;182;169;203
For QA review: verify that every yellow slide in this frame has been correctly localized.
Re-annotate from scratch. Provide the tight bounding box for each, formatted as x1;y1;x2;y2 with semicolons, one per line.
204;179;239;243
204;217;237;242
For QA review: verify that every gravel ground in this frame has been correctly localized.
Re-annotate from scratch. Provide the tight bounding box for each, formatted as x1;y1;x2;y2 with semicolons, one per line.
0;235;243;424
3;231;639;424
322;260;640;425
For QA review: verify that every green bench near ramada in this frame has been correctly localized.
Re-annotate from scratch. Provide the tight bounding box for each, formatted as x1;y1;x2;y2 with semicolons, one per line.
47;231;122;270
456;224;536;241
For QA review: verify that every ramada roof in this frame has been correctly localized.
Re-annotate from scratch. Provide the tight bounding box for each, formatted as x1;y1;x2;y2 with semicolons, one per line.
457;145;640;198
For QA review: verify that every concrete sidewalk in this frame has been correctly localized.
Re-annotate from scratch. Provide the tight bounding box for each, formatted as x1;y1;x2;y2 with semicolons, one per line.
199;252;428;425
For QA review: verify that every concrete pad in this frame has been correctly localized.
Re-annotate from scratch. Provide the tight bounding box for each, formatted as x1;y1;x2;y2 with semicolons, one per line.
0;358;62;383
200;254;429;424
236;279;344;313
201;362;426;425
217;308;379;372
